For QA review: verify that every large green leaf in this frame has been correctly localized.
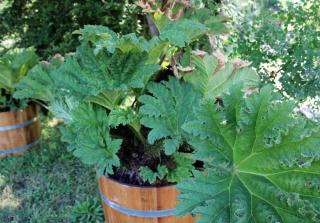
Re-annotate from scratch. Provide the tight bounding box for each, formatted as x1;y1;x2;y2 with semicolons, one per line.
177;85;320;222
159;19;209;47
52;41;159;104
150;5;227;41
73;25;117;53
14;58;62;102
139;77;200;155
183;54;260;98
60;103;122;176
184;7;229;35
0;48;38;93
14;32;161;110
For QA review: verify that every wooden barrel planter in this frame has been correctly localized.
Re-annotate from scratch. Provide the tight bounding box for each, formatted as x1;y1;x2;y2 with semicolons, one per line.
0;105;40;158
99;176;197;223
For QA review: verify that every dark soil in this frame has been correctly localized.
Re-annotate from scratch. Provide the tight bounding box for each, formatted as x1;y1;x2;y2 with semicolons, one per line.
0;90;29;112
109;125;194;187
106;67;200;187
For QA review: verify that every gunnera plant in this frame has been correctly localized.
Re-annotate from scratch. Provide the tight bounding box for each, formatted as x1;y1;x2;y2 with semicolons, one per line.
0;48;38;112
14;16;258;186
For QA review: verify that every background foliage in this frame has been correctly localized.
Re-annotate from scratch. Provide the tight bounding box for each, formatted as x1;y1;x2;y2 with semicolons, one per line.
0;0;145;58
227;0;320;102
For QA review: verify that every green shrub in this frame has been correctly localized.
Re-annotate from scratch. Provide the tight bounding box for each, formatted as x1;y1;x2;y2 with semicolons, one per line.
0;48;38;111
0;0;145;58
229;0;320;100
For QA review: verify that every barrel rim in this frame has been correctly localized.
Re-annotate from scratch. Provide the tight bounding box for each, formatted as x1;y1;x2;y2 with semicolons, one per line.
0;109;25;115
0;103;38;116
102;175;176;189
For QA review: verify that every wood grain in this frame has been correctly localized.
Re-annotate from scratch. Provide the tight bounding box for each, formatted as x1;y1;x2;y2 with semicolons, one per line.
0;105;40;158
99;176;198;223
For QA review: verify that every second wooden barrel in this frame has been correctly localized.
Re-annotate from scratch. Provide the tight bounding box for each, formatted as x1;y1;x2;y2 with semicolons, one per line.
0;104;40;158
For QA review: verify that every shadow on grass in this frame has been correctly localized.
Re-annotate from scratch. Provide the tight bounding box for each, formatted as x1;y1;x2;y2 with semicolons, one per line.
0;116;104;223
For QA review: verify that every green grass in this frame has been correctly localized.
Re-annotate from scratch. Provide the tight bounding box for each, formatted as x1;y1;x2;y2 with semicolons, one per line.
0;116;104;223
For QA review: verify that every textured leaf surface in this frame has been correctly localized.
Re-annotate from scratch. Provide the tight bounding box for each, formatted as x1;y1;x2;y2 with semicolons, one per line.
159;19;208;47
0;49;38;92
183;54;260;97
18;34;161;110
109;107;139;128
52;44;159;100
73;25;117;53
60;103;122;176
52;42;158;109
14;58;62;102
139;77;200;155
49;97;79;123
139;165;168;184
177;85;320;223
167;153;194;183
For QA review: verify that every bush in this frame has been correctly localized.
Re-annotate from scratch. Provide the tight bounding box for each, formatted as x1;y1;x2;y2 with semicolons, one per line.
229;0;320;101
0;0;145;58
0;48;39;111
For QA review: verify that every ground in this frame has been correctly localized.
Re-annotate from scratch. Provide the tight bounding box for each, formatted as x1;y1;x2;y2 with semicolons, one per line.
0;116;104;223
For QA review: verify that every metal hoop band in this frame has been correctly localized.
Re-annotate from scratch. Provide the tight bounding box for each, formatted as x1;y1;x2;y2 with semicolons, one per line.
0;117;38;132
0;140;40;156
99;191;176;218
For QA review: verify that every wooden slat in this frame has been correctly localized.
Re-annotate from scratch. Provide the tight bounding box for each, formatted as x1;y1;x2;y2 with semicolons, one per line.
0;105;36;126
